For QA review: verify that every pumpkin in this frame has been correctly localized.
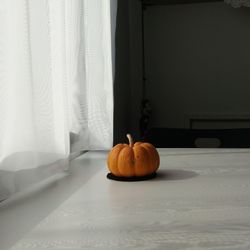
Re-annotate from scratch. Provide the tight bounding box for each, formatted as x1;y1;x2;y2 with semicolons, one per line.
107;134;160;177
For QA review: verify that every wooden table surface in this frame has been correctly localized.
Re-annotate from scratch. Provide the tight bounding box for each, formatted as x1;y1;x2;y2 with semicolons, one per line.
9;149;250;250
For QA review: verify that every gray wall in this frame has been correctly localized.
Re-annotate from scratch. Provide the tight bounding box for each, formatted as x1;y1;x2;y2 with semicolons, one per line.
144;2;250;128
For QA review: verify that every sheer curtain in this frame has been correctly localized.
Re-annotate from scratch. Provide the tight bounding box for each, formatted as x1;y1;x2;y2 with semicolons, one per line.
0;0;117;201
225;0;250;7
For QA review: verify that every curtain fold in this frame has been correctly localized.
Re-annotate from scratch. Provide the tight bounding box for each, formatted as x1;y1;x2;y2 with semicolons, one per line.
224;0;250;7
0;0;116;200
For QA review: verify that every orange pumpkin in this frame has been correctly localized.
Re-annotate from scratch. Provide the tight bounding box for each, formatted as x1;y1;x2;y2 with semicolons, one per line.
107;134;160;177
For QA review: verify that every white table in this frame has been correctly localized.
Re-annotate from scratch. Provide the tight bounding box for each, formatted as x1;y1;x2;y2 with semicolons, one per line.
8;149;250;250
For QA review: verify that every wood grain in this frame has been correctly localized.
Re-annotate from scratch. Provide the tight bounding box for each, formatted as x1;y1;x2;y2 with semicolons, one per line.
10;149;250;250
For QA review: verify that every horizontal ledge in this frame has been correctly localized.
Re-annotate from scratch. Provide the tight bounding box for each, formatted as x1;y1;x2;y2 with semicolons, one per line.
142;0;223;6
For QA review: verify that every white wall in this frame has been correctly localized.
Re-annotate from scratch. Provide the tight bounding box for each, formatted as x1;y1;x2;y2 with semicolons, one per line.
144;2;250;128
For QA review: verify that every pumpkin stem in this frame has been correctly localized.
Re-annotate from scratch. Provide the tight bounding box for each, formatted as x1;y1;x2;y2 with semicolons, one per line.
126;134;134;147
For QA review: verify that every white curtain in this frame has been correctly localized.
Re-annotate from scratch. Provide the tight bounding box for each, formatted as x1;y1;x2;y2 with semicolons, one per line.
0;0;117;201
225;0;250;7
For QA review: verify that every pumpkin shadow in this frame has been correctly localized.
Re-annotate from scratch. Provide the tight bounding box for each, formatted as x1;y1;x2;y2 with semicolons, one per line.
155;169;198;181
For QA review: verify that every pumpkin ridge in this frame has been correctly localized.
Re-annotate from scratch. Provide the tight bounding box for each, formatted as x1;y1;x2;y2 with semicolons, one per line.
117;146;135;177
107;144;126;176
140;143;160;171
140;144;155;173
134;146;151;176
